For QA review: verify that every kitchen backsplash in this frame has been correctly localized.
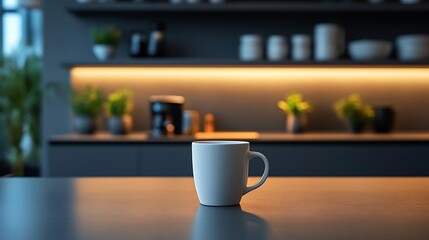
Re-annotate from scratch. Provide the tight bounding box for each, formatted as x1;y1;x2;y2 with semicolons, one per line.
71;67;429;132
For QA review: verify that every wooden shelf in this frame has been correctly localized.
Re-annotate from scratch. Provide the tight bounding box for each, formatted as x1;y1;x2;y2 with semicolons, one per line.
66;2;429;14
63;58;429;68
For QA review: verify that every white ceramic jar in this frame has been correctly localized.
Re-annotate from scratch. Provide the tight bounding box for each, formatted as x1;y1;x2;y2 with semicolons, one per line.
266;35;288;61
314;23;345;61
239;34;263;61
291;34;311;61
396;34;429;61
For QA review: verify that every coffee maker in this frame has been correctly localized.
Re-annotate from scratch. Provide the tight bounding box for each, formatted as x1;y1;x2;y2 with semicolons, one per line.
149;95;185;137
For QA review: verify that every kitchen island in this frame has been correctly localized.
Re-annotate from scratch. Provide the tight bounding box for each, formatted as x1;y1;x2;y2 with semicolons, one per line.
1;177;428;240
47;132;429;177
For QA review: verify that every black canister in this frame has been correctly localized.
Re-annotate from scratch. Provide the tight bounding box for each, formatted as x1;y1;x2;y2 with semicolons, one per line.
147;23;165;57
374;106;395;133
149;95;185;136
129;30;148;57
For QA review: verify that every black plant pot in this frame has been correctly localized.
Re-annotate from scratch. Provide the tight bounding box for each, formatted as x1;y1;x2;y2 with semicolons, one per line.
374;106;395;133
348;120;365;134
74;116;97;134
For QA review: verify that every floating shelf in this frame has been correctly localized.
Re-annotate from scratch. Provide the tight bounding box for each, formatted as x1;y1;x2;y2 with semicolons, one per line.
63;58;429;68
66;2;429;14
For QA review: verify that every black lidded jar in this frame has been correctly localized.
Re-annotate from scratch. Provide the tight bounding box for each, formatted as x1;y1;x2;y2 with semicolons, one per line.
374;106;395;133
128;30;148;57
147;23;165;57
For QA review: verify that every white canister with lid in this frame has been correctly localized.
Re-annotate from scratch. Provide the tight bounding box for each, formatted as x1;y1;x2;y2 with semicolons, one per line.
396;34;429;61
291;34;311;61
239;34;263;61
267;35;288;61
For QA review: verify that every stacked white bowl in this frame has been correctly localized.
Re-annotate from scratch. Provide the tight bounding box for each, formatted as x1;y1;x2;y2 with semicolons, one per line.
396;35;429;61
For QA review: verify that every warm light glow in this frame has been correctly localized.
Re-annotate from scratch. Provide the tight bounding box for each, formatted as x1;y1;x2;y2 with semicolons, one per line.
71;66;429;85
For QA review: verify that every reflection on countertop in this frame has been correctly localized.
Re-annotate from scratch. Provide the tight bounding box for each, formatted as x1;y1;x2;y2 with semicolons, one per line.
192;205;270;240
49;131;429;143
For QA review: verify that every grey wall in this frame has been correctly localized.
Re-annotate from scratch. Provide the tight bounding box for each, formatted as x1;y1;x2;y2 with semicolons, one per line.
43;0;429;175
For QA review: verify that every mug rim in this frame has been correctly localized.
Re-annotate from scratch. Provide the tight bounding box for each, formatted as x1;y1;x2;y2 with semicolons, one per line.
192;140;249;145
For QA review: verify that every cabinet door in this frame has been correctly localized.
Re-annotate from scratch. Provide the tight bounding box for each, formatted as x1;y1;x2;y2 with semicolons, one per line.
252;143;429;176
49;144;138;177
138;144;192;176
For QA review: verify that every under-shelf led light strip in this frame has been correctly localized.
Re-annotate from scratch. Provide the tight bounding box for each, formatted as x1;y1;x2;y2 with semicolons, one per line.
71;67;429;85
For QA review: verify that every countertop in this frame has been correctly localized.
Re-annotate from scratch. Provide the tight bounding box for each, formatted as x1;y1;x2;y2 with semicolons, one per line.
1;177;429;240
49;132;429;144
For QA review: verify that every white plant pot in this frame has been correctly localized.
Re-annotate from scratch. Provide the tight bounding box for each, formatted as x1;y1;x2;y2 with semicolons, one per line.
92;44;115;61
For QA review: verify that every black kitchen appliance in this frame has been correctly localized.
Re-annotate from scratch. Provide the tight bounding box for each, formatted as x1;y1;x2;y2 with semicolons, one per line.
149;95;185;136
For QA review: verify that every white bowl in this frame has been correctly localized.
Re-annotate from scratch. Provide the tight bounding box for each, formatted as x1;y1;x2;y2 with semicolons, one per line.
348;40;392;61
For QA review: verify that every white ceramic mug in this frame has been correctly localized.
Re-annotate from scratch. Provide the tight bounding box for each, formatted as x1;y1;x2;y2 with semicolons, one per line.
192;141;269;206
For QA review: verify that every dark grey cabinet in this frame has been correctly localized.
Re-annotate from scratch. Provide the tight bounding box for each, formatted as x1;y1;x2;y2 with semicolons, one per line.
48;143;192;177
49;145;139;176
251;143;429;176
138;144;192;176
48;141;429;177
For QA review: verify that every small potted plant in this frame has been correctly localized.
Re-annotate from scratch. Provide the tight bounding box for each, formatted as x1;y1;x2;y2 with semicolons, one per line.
277;93;311;133
105;90;133;135
333;94;374;133
72;86;103;134
91;25;122;61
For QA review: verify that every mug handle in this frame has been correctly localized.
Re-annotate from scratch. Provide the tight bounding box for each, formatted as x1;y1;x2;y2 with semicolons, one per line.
243;151;269;195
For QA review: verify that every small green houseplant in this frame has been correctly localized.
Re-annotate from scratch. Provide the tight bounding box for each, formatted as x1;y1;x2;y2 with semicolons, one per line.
278;93;311;133
105;90;133;135
90;25;122;61
333;94;374;133
72;86;103;134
